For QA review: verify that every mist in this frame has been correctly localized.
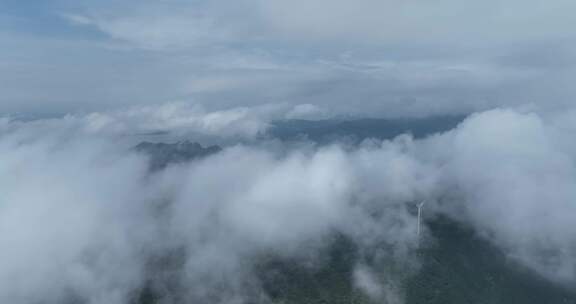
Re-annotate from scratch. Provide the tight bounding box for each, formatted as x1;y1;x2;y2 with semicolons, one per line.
1;107;576;303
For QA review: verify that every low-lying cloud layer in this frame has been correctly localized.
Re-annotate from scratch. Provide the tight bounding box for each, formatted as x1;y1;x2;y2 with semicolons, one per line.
0;102;333;143
2;107;576;303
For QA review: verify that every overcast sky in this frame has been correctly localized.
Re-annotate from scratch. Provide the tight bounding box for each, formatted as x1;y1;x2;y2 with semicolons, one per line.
2;0;576;117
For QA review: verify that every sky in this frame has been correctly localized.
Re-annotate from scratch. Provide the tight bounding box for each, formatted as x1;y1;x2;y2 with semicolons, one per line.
2;0;576;117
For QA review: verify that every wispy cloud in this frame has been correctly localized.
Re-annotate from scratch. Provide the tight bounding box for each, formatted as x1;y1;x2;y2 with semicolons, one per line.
1;0;574;116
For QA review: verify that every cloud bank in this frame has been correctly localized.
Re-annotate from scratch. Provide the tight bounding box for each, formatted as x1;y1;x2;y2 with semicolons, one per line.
0;102;317;142
2;107;576;303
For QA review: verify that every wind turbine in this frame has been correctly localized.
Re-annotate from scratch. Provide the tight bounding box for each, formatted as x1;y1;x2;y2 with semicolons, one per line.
417;200;427;238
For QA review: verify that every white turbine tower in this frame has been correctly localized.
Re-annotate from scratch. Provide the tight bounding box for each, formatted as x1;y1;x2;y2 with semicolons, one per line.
417;200;427;238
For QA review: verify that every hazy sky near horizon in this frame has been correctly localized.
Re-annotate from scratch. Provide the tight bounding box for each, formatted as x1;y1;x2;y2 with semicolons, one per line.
2;0;576;117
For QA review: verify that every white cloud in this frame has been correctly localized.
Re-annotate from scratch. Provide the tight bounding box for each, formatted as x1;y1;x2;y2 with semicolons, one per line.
1;103;280;140
4;107;576;301
425;109;576;283
285;104;330;120
62;11;228;50
0;119;429;302
0;135;155;303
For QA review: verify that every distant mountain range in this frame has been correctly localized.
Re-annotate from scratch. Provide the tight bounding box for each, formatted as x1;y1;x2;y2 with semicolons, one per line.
134;116;466;170
269;115;465;143
134;141;222;170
